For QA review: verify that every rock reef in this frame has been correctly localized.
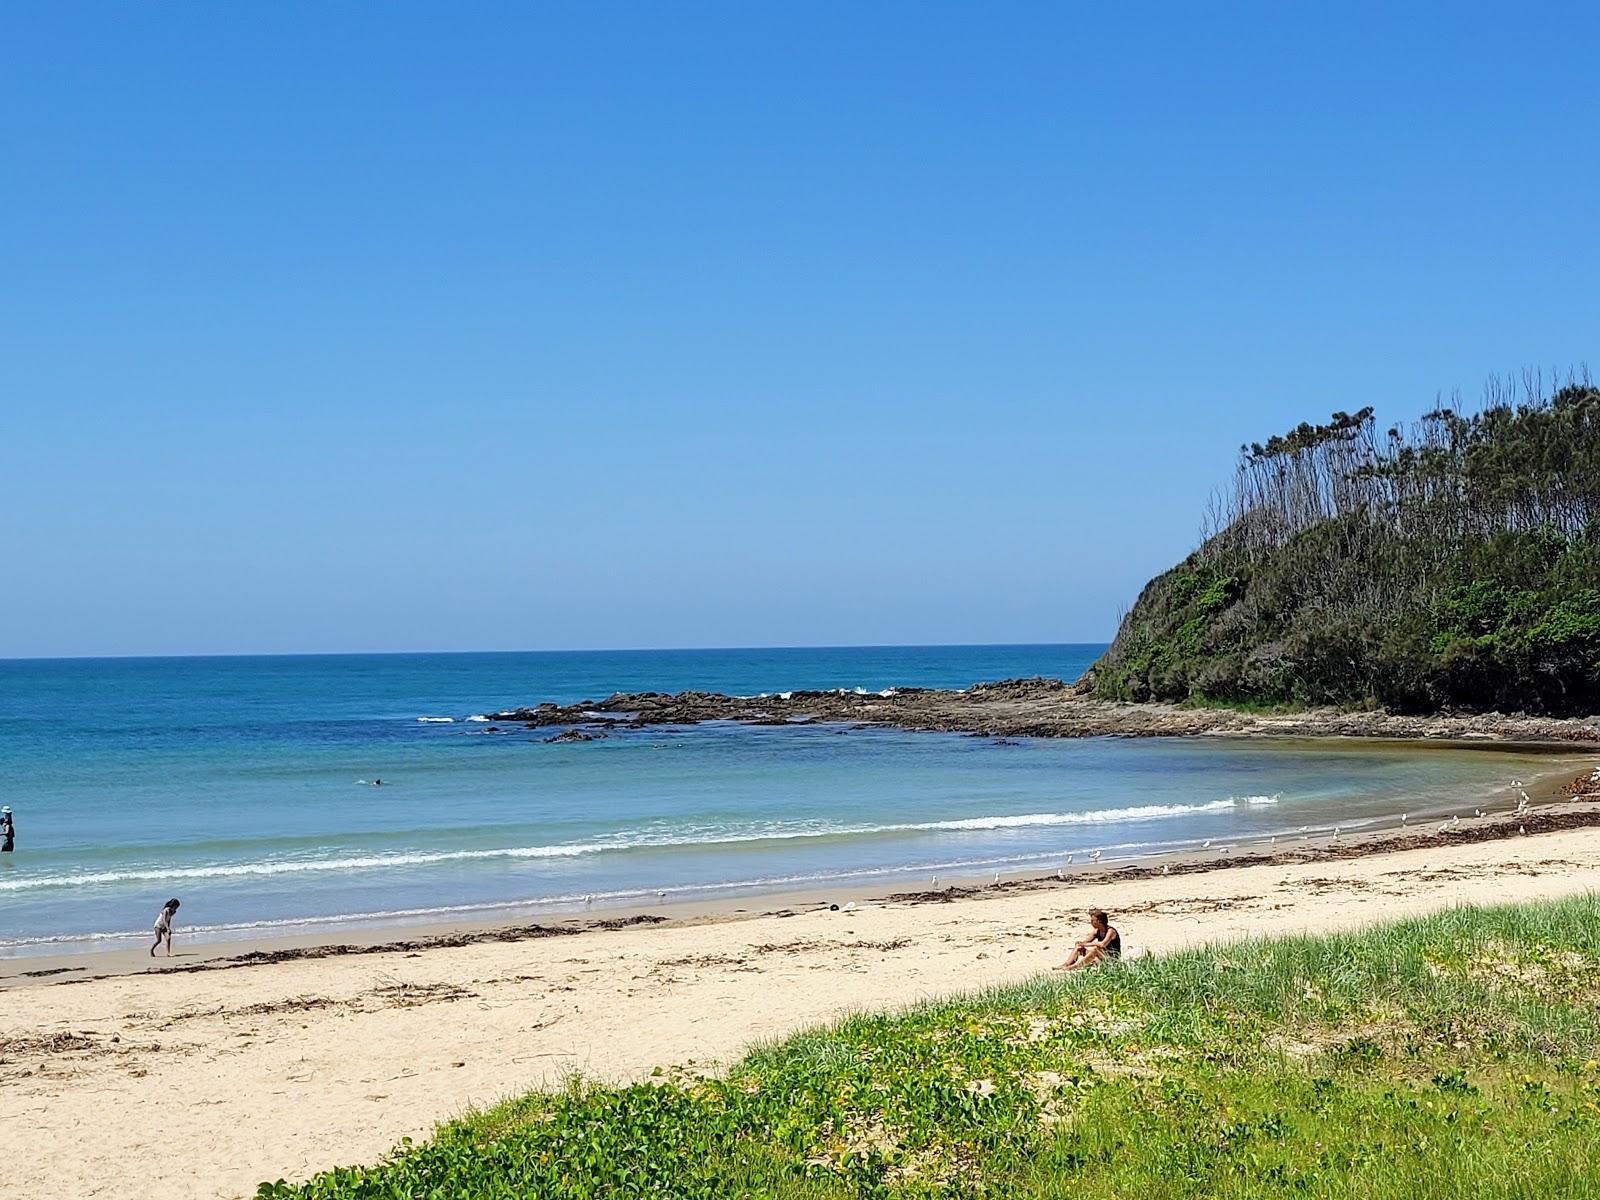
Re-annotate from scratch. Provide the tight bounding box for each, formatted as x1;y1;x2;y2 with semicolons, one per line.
491;677;1600;744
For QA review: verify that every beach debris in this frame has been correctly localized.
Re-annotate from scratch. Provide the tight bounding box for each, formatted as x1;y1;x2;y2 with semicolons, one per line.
843;901;857;912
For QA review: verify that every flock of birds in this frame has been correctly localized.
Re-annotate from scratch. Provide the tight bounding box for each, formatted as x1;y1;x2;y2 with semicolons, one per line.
922;777;1543;891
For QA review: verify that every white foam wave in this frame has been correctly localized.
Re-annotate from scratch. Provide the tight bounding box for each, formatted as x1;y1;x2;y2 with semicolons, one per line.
465;715;490;722
1236;794;1280;806
0;798;1250;895
416;716;454;723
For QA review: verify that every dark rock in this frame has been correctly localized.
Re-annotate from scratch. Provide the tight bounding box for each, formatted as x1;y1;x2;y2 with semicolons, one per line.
544;728;604;744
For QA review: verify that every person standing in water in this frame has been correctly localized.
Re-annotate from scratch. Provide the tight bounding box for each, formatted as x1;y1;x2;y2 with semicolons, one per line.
1;806;14;853
150;898;180;957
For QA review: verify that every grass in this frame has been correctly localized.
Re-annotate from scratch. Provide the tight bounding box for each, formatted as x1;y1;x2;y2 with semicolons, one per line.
258;897;1600;1198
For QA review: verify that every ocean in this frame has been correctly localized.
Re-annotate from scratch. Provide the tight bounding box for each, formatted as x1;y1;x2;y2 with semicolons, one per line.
0;645;1564;955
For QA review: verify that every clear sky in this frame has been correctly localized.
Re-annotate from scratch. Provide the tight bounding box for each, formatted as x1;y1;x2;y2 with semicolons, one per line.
2;4;1596;658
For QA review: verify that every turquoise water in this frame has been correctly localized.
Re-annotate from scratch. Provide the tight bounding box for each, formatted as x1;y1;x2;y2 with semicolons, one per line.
0;646;1559;954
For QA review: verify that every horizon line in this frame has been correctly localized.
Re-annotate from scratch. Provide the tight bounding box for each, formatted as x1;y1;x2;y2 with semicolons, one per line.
0;639;1114;666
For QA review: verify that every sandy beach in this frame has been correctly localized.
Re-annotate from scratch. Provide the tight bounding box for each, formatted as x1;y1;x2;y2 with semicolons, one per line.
3;801;1600;1200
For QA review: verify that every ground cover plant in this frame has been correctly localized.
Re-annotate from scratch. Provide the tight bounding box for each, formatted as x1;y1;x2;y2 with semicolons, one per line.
259;896;1600;1198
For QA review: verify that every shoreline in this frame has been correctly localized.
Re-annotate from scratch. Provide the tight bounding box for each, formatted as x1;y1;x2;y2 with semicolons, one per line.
8;805;1600;1200
7;754;1591;990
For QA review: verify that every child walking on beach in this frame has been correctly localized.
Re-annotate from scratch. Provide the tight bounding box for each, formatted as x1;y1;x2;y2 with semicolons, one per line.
150;898;180;957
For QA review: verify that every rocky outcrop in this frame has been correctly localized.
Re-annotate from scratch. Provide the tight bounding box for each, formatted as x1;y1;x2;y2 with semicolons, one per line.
489;677;1600;744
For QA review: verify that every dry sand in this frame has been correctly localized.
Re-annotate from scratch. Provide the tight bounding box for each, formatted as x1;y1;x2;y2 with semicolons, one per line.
5;813;1600;1200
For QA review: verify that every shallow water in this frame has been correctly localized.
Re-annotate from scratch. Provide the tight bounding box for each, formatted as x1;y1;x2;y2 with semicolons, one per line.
0;646;1563;953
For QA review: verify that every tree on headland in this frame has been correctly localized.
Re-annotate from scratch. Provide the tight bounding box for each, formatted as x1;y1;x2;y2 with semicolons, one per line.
1093;368;1600;714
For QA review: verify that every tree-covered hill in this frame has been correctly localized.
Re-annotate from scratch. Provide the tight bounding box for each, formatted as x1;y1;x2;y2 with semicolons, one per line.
1092;373;1600;715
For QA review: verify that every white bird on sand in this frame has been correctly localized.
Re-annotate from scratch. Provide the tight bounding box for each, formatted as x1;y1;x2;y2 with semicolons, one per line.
1161;864;1170;875
1090;849;1103;862
1519;824;1527;835
1065;853;1074;864
1332;826;1341;840
1438;822;1449;835
843;901;856;912
1475;809;1484;818
657;890;667;899
1269;835;1277;844
1451;815;1460;824
1401;813;1408;824
1202;839;1212;849
993;873;1000;886
1512;778;1523;787
584;894;593;907
931;875;938;889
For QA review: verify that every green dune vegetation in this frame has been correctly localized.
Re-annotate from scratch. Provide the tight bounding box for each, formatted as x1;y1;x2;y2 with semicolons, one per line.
1091;372;1600;714
260;896;1600;1198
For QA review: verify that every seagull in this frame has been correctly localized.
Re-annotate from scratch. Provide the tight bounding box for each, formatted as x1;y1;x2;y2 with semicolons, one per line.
1451;815;1460;824
1065;853;1074;864
993;873;1000;886
1401;813;1408;824
584;894;593;907
1202;839;1212;849
656;890;667;899
1519;824;1527;835
931;875;938;889
1161;864;1170;875
1269;835;1277;844
1475;809;1484;818
1332;826;1341;840
1438;822;1449;835
1090;849;1103;862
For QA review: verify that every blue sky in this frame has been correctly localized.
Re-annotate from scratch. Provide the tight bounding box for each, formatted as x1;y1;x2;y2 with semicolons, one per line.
2;4;1596;657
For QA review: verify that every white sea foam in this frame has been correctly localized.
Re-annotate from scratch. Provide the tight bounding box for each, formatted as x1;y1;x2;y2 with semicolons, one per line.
465;715;490;722
0;798;1252;895
416;716;454;723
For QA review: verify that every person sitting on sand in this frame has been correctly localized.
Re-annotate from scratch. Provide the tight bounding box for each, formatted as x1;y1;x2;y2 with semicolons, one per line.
150;898;180;957
1055;908;1120;971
